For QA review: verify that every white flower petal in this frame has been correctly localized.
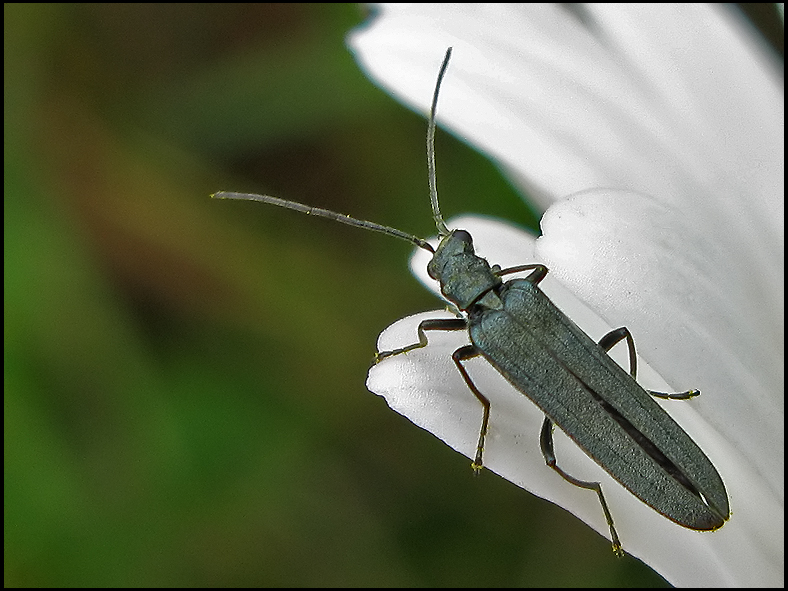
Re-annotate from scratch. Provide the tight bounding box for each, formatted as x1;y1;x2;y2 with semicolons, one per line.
372;215;781;586
352;4;783;586
349;4;782;213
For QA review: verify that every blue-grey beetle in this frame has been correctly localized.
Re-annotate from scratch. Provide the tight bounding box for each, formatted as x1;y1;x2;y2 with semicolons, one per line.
213;48;729;554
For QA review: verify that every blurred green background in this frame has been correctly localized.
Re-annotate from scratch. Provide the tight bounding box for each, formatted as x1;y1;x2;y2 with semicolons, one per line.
5;4;781;587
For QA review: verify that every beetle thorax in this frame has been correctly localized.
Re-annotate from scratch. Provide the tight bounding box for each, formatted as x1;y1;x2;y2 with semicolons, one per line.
427;229;502;311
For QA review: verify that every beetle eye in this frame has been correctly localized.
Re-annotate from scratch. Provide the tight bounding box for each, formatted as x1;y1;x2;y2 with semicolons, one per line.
453;229;472;244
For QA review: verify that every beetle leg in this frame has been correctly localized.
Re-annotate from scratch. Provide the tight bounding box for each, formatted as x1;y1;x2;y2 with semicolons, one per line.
647;389;699;400
375;318;467;362
378;326;492;477
598;327;700;400
451;345;489;474
598;327;638;378
496;263;548;285
540;416;624;557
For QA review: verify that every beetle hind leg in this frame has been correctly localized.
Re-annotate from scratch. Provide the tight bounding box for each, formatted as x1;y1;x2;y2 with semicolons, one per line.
540;416;624;557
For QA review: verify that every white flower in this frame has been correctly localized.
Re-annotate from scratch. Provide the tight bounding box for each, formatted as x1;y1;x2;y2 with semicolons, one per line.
349;4;783;587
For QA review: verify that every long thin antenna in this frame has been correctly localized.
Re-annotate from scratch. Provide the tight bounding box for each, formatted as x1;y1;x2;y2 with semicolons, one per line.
428;47;453;237
212;192;435;253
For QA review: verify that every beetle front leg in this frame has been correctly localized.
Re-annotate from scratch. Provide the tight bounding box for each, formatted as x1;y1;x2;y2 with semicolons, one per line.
598;327;700;400
375;318;467;362
496;263;548;285
540;416;624;557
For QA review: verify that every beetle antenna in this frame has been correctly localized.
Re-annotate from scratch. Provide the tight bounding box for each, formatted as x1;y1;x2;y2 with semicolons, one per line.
212;192;435;253
428;48;453;238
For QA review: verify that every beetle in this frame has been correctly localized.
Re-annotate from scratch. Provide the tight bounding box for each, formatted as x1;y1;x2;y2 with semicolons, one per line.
213;47;729;554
